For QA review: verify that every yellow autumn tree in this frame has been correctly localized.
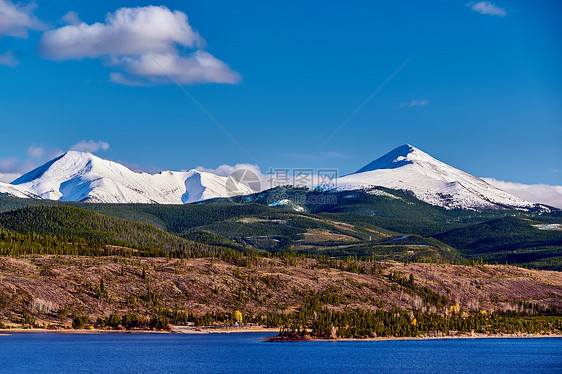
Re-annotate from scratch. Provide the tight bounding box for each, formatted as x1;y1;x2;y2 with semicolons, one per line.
233;310;243;323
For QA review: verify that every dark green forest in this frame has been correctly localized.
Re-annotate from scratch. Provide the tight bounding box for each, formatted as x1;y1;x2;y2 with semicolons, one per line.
0;187;561;270
0;205;226;257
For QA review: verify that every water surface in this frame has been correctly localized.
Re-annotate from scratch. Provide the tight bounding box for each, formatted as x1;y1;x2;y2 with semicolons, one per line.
0;333;560;373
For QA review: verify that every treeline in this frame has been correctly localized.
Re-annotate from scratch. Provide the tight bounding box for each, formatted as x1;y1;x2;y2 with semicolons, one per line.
94;304;561;338
270;307;562;339
17;301;562;337
253;284;562;338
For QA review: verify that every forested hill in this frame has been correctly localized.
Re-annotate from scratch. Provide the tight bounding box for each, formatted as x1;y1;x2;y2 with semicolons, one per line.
434;217;562;269
0;206;220;255
0;192;561;270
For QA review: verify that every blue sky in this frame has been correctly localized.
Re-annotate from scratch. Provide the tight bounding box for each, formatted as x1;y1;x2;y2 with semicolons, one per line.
0;0;561;185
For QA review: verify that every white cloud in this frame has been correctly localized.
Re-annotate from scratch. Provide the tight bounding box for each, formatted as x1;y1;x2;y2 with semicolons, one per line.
399;99;430;108
0;172;21;183
483;178;562;209
467;2;506;17
27;146;45;158
0;0;44;66
115;51;241;85
0;156;38;182
0;50;17;66
70;140;110;153
39;5;240;85
109;72;146;86
40;6;202;59
61;11;81;25
0;146;63;182
0;0;44;37
0;157;18;173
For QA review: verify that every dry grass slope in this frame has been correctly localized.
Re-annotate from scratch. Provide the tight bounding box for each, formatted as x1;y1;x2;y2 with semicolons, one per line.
0;255;560;328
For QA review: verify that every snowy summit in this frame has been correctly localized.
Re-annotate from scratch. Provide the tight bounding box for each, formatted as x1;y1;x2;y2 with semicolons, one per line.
336;144;538;210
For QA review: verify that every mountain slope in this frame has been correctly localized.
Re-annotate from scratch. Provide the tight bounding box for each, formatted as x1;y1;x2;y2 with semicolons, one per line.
434;217;562;269
0;205;217;254
0;182;38;199
5;151;253;204
336;144;537;210
1;191;561;268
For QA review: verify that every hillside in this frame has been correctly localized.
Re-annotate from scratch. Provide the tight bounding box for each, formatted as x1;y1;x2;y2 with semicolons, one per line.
1;255;561;331
0;196;462;262
0;198;560;337
0;205;221;255
0;193;561;269
434;217;562;270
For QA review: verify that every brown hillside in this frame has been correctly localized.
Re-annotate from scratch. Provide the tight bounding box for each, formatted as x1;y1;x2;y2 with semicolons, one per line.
0;255;560;327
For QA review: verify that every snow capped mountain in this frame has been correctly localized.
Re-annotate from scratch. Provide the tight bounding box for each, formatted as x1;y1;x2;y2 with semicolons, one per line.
0;182;39;199
1;151;254;204
0;145;550;210
336;144;537;210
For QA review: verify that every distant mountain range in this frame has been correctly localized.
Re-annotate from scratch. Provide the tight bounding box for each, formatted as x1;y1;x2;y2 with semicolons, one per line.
0;151;253;204
0;144;556;211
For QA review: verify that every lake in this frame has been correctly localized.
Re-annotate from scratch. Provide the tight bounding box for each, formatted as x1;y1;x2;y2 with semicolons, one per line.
0;333;560;373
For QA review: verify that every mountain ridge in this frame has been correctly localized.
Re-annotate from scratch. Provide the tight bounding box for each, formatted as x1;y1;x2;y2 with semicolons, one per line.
0;145;553;211
2;151;254;204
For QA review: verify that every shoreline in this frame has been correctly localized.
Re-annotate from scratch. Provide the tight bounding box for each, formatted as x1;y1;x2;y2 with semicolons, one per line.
1;327;561;341
0;326;280;335
312;333;562;342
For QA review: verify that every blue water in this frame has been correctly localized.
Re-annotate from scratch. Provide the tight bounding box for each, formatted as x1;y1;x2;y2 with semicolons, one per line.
0;333;560;374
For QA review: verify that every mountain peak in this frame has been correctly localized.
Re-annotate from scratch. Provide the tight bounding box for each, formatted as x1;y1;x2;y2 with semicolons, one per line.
339;144;536;210
355;144;430;173
63;150;96;158
5;150;254;204
12;151;102;186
